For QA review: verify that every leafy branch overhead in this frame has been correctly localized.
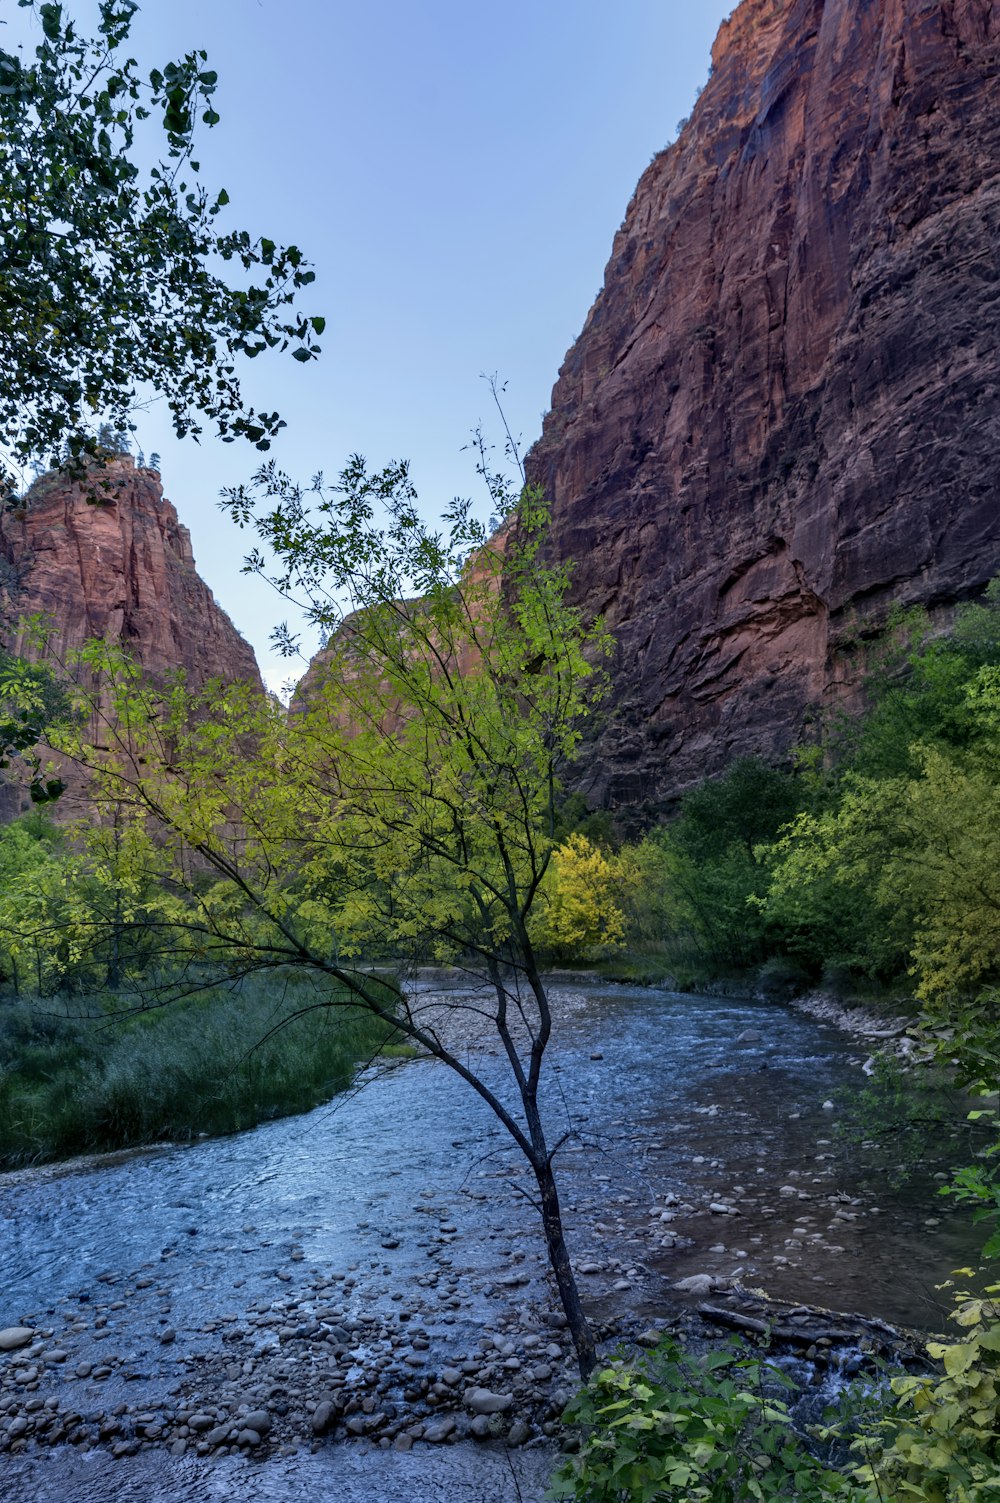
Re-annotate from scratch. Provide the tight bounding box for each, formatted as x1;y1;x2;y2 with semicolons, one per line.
0;0;324;485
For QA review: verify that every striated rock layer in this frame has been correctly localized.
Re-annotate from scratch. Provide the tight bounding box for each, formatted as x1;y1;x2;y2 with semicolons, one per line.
526;0;1000;811
0;459;262;817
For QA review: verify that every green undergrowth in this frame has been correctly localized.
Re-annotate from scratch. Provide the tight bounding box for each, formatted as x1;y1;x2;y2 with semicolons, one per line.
0;971;392;1168
581;939;752;993
552;1334;865;1503
588;952;682;988
553;1290;1000;1502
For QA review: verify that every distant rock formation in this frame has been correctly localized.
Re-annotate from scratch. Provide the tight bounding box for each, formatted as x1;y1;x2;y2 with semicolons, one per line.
525;0;1000;812
0;459;262;818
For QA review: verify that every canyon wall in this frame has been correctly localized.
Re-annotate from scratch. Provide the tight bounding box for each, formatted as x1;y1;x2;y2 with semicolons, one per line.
0;460;262;817
526;0;1000;811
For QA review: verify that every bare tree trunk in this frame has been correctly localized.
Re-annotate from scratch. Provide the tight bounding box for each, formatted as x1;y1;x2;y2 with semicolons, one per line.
532;1151;597;1379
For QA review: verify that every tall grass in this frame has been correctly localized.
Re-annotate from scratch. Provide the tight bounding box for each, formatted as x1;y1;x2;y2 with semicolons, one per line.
0;971;393;1168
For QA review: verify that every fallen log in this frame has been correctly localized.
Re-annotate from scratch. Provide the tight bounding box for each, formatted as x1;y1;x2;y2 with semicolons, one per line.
697;1303;854;1345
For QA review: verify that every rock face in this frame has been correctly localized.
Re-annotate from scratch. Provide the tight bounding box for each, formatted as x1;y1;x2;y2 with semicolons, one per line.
526;0;1000;810
0;459;262;817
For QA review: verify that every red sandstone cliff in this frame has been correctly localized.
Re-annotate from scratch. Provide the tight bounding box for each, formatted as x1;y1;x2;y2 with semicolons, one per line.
0;459;262;816
526;0;1000;810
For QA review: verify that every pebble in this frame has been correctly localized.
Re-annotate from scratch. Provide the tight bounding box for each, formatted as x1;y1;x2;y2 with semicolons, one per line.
423;1416;457;1443
1;997;953;1471
311;1401;337;1435
465;1387;514;1415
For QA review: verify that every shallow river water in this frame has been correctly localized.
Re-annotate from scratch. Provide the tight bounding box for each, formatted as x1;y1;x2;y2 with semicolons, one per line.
0;980;981;1502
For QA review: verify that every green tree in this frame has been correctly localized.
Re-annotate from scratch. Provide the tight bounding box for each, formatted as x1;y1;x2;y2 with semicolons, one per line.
665;759;803;971
49;458;611;1377
762;668;1000;997
0;0;322;490
0;804;186;993
0;642;74;804
0;812;63;990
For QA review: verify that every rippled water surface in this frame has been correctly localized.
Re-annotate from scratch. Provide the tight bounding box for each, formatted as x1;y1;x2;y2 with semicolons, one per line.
0;980;981;1501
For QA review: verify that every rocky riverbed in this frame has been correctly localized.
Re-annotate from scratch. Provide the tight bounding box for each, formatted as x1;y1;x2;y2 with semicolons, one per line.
0;980;983;1501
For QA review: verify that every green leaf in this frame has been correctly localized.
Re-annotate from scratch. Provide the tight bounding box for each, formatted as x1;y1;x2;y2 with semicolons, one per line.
40;3;63;42
943;1343;978;1377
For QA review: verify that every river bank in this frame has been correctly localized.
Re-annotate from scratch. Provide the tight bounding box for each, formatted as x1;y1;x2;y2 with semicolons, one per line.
790;989;913;1049
0;980;982;1501
591;959;916;1045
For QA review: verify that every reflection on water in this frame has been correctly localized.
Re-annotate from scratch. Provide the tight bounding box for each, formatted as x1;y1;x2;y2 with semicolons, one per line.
4;1437;557;1503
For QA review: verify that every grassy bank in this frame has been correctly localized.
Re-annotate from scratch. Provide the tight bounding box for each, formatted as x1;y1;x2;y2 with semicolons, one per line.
0;971;393;1169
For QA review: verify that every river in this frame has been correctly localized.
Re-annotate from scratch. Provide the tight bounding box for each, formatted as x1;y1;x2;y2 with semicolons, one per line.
0;979;981;1501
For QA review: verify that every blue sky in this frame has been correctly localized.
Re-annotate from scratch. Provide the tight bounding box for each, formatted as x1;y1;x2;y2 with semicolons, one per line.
12;1;734;690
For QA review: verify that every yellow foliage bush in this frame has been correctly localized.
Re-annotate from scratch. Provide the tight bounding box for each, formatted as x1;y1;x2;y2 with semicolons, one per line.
531;834;626;958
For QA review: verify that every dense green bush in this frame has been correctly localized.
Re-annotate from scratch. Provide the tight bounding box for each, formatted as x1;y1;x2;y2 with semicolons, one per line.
551;1310;1000;1503
551;1335;863;1502
757;587;1000;994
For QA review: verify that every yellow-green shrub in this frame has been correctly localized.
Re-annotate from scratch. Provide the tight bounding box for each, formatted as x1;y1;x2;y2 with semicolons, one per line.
856;1285;1000;1502
530;833;625;958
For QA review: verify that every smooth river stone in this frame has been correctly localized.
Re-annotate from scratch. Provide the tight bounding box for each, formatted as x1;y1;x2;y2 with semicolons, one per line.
0;1328;34;1352
464;1388;513;1415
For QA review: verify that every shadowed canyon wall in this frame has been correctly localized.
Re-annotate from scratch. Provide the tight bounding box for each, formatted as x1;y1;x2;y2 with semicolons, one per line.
526;0;1000;811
